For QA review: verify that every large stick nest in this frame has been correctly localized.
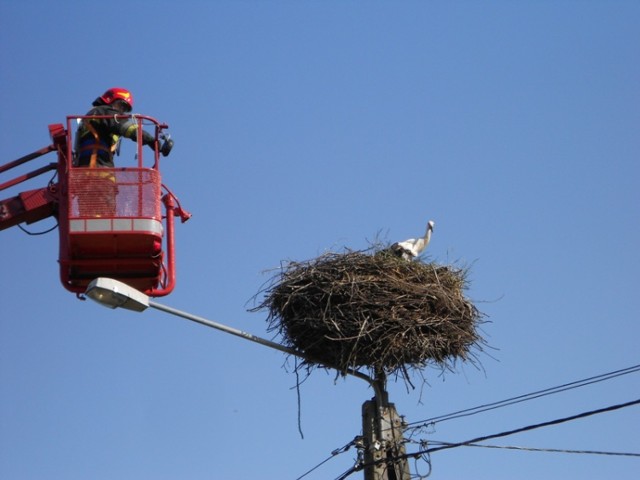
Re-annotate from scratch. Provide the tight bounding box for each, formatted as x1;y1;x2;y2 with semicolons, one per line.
253;248;486;378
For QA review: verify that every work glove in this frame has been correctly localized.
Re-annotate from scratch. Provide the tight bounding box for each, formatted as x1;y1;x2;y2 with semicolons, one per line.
160;135;174;157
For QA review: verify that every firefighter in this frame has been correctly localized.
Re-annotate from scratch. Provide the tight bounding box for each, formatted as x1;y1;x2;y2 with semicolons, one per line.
74;87;165;167
73;87;172;217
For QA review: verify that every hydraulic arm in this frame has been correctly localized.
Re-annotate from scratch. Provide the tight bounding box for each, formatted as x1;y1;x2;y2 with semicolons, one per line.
0;125;66;231
0;185;57;231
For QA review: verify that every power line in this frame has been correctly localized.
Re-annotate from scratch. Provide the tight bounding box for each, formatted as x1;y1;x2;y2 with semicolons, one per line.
293;453;338;480
337;398;640;479
428;441;640;457
409;398;640;457
294;437;360;480
319;365;640;479
407;363;640;429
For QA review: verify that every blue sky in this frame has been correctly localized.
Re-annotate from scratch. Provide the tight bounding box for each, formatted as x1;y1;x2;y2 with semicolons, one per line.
1;1;638;479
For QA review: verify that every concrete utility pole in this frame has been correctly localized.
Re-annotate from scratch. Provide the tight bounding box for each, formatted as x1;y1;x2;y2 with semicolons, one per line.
361;371;411;480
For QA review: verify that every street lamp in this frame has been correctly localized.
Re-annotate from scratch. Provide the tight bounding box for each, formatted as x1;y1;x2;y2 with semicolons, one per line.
86;277;316;359
84;277;380;397
85;277;407;478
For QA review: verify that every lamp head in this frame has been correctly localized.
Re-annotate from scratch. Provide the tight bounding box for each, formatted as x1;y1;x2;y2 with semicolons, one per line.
85;278;149;312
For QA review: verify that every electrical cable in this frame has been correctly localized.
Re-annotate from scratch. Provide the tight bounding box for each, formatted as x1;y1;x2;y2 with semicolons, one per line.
338;398;640;479
414;440;432;479
18;221;59;235
323;365;640;479
408;398;640;458
428;441;640;457
406;363;640;429
293;454;336;480
293;437;360;480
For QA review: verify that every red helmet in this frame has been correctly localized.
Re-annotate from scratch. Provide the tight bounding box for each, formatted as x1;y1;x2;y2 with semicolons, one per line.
98;87;133;111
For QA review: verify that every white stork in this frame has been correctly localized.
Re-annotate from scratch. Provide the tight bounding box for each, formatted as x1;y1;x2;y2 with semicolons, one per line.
390;220;435;260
